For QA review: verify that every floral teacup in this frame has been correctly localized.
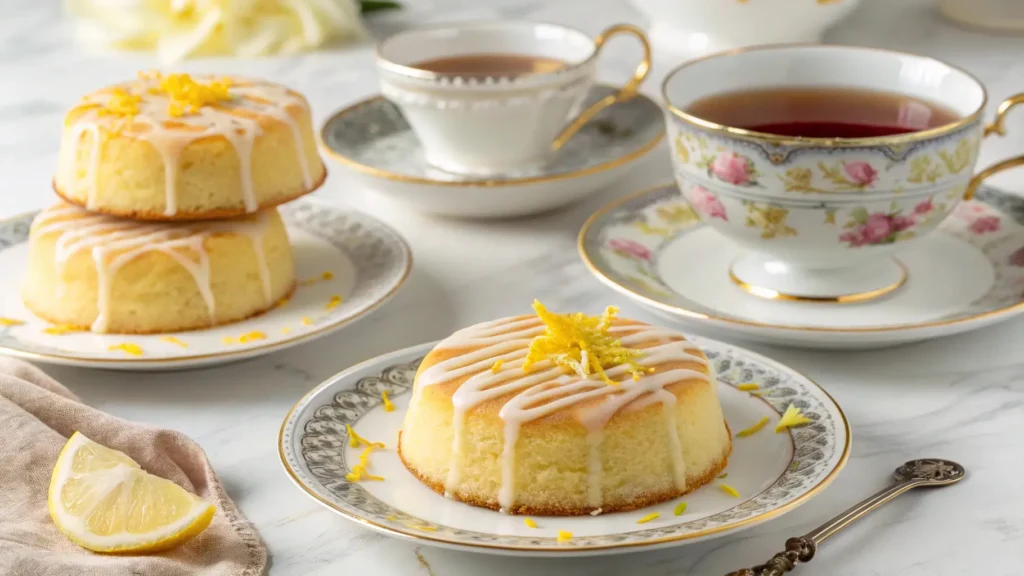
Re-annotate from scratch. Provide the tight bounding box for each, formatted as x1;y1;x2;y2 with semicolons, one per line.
662;44;1024;302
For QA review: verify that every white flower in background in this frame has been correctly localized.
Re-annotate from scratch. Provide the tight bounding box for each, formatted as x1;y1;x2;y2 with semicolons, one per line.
66;0;368;63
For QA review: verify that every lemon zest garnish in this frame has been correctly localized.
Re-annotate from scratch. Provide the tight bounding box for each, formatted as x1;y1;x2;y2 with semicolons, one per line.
523;518;537;528
775;404;812;433
718;473;728;479
108;343;143;356
326;295;343;310
97;88;142;129
280;327;292;334
523;300;652;385
345;424;383;449
386;515;397;521
43;324;83;335
149;72;233;117
720;483;740;498
737;416;770;438
491;360;503;373
636;512;660;524
239;331;265;343
0;317;24;326
301;317;313;326
409;525;437;532
673;502;687;516
345;443;385;482
322;271;334;280
736;383;759;391
381;390;395;412
221;337;235;344
557;530;573;542
159;336;187;348
790;460;800;471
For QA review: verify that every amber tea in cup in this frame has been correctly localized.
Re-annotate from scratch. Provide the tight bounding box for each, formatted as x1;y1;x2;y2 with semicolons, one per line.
411;54;568;78
685;87;961;138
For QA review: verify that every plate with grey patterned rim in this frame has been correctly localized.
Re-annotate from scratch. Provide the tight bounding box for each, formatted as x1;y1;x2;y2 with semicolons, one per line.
278;337;850;556
579;184;1024;350
0;199;411;370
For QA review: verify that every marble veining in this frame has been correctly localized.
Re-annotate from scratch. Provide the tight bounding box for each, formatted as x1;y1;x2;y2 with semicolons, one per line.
2;0;1024;574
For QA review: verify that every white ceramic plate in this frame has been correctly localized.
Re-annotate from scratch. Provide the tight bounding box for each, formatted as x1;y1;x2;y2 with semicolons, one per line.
318;85;664;219
579;183;1024;350
0;200;411;370
279;338;850;556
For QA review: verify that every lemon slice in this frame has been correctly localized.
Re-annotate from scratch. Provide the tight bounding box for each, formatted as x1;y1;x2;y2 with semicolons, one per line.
48;432;215;553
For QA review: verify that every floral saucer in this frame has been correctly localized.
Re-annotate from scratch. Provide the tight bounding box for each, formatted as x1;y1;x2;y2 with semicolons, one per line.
579;183;1024;349
318;85;664;219
278;339;849;556
0;200;411;370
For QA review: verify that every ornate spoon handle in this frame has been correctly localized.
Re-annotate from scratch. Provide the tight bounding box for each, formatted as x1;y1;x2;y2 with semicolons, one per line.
725;459;965;576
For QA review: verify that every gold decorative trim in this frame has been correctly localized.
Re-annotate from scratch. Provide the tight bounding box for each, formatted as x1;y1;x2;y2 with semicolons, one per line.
277;342;851;552
0;202;413;366
317;87;664;188
577;183;1024;333
728;260;908;304
661;43;988;148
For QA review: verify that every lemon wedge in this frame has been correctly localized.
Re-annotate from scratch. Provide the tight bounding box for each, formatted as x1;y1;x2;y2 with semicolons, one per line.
48;432;215;553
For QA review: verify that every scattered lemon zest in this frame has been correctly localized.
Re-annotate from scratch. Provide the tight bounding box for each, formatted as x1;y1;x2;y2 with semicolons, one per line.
720;483;740;498
775;404;812;433
736;383;759;391
673;502;687;516
750;390;766;396
345;424;384;449
381;390;395;412
159;336;188;348
636;512;660;524
97;87;142;130
523;300;652;385
148;72;233;117
221;337;235;344
239;331;266;343
386;515;397;521
491;360;503;373
718;473;728;479
557;530;573;542
301;317;313;326
790;460;800;471
43;324;83;335
737;416;771;438
523;518;537;529
108;342;143;356
0;317;24;326
322;271;334;280
409;525;437;532
280;327;292;334
345;442;385;482
326;295;343;310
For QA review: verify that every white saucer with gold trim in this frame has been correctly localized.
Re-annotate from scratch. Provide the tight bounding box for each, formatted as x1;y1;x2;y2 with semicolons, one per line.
318;85;664;219
279;338;849;556
0;199;411;370
579;183;1024;350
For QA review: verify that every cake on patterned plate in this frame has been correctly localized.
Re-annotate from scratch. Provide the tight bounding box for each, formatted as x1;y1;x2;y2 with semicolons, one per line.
21;203;295;334
399;301;732;516
54;72;326;220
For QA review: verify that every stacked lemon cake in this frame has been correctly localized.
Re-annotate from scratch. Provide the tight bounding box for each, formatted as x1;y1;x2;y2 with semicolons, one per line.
22;73;326;333
399;302;732;516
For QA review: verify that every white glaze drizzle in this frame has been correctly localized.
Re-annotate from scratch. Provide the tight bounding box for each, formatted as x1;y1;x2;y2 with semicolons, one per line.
31;203;273;332
61;75;314;215
416;317;709;512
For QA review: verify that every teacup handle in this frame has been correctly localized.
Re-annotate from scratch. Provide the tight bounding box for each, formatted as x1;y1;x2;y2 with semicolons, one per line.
551;24;652;152
965;93;1024;200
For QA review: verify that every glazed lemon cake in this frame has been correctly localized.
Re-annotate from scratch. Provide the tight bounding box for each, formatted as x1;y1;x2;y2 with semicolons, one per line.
399;302;732;516
22;203;295;334
55;72;326;220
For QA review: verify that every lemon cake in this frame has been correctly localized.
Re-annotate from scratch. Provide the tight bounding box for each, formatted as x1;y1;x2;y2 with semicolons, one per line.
55;72;326;220
22;203;295;334
398;302;732;516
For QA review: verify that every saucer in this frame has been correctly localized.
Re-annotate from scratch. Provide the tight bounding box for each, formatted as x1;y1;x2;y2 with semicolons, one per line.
279;338;849;556
0;200;411;370
579;183;1024;350
319;84;664;218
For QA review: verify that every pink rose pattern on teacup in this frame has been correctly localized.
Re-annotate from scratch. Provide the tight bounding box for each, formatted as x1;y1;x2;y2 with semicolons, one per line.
1010;247;1024;267
608;238;651;261
842;161;878;187
708;151;757;186
954;202;1002;235
689;186;728;221
839;202;930;247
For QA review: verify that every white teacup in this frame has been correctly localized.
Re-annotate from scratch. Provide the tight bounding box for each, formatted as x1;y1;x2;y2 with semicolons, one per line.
376;21;651;177
662;44;1024;303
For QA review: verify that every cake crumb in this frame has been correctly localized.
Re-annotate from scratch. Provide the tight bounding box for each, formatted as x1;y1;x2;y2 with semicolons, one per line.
590;508;603;516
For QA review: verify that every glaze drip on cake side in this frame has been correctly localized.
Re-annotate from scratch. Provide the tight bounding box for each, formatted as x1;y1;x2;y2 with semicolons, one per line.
414;315;711;513
30;203;274;332
59;74;315;216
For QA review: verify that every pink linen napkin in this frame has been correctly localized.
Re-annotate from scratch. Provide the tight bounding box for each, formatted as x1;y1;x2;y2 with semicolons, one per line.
0;357;268;576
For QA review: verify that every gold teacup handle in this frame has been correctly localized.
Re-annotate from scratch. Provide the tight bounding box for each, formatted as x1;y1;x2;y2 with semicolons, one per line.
551;24;652;152
965;93;1024;200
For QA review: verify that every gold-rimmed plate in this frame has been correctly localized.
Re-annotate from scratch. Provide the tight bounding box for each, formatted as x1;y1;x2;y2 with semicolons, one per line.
0;199;411;370
579;183;1024;349
278;338;850;556
318;85;664;218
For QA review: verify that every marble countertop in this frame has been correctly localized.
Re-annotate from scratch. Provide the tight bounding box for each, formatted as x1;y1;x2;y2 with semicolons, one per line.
4;0;1024;573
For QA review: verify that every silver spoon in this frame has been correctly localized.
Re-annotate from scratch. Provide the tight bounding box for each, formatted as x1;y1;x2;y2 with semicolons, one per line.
726;458;966;576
